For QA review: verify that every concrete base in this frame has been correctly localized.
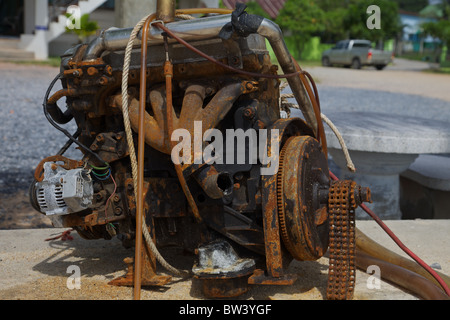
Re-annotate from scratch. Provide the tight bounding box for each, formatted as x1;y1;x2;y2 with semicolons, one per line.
0;220;448;300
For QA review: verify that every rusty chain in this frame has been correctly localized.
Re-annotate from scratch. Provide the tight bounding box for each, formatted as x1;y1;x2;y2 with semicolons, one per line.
326;180;357;300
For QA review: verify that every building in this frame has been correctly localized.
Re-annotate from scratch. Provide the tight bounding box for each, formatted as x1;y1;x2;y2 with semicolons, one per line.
0;0;219;60
398;9;438;54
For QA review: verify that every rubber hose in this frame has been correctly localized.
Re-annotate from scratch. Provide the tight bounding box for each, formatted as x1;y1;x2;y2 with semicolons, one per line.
356;227;450;289
356;251;449;300
46;89;74;124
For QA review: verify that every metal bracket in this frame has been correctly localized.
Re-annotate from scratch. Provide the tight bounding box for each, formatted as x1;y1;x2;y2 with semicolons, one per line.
222;37;243;69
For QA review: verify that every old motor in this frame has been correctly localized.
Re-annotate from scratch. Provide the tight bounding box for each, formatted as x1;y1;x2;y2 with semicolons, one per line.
30;2;373;299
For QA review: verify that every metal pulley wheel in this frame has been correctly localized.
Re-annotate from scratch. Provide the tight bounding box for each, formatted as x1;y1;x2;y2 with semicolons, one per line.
276;135;372;300
277;135;330;261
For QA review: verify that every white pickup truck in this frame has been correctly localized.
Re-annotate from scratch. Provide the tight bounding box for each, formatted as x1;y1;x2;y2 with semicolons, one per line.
321;39;393;70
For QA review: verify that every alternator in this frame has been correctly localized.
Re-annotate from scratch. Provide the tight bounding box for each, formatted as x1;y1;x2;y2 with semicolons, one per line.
35;162;94;216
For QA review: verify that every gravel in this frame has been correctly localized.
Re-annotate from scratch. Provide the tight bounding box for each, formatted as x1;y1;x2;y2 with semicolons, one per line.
0;62;80;194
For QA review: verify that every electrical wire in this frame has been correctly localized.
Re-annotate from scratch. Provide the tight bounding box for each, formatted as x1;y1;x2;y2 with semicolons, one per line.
91;168;112;180
329;170;450;296
104;172;117;219
43;73;108;167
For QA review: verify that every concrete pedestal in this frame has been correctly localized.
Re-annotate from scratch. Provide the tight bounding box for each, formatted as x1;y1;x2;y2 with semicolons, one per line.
330;150;417;219
323;111;450;220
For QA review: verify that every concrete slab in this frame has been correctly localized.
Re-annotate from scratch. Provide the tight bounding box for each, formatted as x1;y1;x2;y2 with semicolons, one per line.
0;220;448;300
402;154;450;192
323;111;450;219
324;112;450;154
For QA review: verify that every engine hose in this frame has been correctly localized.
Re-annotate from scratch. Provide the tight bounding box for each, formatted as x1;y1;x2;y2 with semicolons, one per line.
356;227;450;289
46;89;74;124
356;251;449;300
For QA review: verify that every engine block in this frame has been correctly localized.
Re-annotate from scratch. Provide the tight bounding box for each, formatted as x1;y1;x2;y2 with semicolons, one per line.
30;5;371;299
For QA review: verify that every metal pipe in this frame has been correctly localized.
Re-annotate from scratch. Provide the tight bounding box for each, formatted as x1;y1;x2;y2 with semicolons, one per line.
84;14;232;60
257;18;318;134
156;0;175;23
134;15;153;301
193;166;234;199
161;29;203;224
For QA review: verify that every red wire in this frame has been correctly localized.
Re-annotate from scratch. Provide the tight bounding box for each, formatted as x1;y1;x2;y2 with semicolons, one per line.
329;170;450;296
105;173;117;219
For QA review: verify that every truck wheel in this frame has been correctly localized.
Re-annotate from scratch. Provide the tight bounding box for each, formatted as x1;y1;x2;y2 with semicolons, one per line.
351;58;361;69
322;57;331;67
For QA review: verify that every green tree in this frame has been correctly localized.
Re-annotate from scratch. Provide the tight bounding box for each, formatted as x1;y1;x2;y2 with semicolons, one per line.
275;0;325;59
391;0;428;13
343;0;402;46
316;0;349;43
421;1;450;63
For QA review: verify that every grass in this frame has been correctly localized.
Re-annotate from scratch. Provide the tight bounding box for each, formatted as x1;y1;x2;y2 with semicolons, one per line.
1;56;61;67
297;60;322;68
423;67;450;75
397;52;440;63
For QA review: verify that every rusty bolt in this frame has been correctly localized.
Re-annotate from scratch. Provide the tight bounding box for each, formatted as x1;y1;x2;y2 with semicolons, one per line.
106;65;113;76
245;82;254;91
114;206;123;215
99;76;108;85
243;107;256;119
113;195;120;203
354;186;372;205
127;183;134;194
87;67;98;76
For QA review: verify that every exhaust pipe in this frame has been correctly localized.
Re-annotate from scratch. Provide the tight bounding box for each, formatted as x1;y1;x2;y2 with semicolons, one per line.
194;166;234;200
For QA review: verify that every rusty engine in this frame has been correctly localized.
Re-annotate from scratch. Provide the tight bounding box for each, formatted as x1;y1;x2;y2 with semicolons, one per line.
29;3;372;299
